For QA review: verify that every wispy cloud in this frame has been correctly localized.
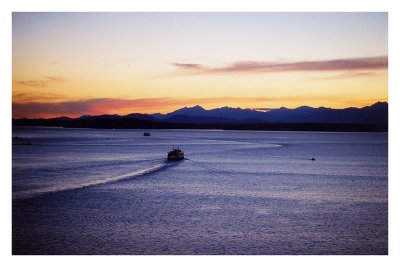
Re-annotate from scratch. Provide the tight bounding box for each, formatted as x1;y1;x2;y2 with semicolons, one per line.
317;71;382;80
171;63;205;70
16;76;66;88
12;98;180;118
170;56;388;75
13;92;67;102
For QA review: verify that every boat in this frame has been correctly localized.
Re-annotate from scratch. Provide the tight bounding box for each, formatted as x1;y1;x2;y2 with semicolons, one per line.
167;148;184;161
311;153;316;161
143;132;151;136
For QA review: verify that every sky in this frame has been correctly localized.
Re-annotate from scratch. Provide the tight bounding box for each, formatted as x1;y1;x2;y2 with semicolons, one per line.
12;12;388;118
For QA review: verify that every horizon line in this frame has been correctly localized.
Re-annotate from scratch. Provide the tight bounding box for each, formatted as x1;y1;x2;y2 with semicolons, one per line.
12;100;388;120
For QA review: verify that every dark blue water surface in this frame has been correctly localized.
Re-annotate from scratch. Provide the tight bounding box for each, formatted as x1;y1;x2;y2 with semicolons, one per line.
12;127;388;254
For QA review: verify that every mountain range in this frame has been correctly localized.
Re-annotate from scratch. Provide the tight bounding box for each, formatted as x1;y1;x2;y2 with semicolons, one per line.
149;101;388;124
13;102;388;132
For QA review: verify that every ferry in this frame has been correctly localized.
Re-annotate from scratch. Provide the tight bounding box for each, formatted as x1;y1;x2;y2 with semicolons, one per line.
167;148;184;161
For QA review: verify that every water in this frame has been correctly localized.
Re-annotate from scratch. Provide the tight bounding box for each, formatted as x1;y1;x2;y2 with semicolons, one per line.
12;127;388;254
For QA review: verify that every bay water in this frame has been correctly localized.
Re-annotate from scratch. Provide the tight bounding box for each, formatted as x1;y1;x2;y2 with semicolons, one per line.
12;127;388;254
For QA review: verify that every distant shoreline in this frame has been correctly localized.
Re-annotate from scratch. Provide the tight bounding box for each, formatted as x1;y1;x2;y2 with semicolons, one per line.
12;119;388;133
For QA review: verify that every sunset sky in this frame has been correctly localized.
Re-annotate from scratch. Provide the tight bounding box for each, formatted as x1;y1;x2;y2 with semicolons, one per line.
12;12;388;118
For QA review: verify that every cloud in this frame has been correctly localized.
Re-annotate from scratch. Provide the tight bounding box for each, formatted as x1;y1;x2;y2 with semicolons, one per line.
12;98;184;118
44;76;66;82
317;71;382;80
170;56;388;75
17;76;66;88
171;63;205;70
13;92;67;102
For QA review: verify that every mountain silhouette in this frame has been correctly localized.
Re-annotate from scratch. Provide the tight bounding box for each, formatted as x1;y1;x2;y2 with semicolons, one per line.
151;102;388;124
13;102;388;132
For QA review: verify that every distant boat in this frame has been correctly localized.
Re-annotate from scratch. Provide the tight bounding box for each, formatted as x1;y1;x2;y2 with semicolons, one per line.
143;132;151;136
311;153;316;161
167;148;184;161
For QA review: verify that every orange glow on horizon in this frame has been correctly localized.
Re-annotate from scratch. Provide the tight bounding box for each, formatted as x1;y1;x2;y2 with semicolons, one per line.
12;96;388;119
